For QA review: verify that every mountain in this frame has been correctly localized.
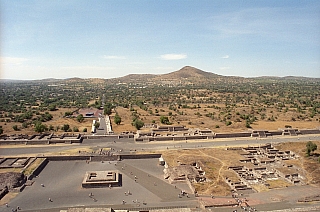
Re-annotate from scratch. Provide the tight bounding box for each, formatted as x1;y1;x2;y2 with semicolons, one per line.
158;66;221;79
107;66;229;85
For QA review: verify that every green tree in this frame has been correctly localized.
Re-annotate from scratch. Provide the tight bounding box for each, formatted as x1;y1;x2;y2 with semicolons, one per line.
34;122;47;133
226;120;232;126
0;126;3;135
114;113;121;125
77;114;84;123
61;124;70;132
132;119;144;130
12;125;19;131
94;121;100;129
73;126;79;132
48;104;57;111
160;116;170;125
306;141;317;156
104;107;112;116
83;128;87;132
64;111;73;117
49;125;54;131
22;122;28;128
245;120;251;128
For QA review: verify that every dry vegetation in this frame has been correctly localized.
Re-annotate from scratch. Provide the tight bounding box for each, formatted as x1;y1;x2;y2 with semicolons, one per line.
111;104;320;134
2;107;94;135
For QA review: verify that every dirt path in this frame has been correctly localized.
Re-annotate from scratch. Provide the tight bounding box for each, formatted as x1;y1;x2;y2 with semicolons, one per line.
176;149;227;194
197;150;227;193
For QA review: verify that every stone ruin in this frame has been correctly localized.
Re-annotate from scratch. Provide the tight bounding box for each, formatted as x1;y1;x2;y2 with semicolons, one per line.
163;162;206;184
0;172;26;199
226;143;305;193
82;170;120;188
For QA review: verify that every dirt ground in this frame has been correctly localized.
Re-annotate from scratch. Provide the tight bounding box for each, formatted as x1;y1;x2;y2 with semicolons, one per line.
2;103;320;135
111;105;320;134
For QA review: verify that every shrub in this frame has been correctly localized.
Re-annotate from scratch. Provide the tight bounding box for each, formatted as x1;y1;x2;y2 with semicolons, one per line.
226;121;232;126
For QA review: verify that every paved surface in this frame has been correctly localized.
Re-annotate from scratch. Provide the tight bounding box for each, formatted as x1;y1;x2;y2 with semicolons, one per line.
1;134;320;157
95;117;107;135
0;159;197;212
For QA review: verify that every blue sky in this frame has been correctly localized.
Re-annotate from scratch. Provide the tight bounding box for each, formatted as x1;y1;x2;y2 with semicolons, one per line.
1;0;319;80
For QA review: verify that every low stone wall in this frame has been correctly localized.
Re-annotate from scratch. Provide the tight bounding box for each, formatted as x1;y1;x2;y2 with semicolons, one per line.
90;155;119;161
28;158;49;180
120;154;162;160
153;136;174;141
215;132;251;138
268;131;283;136
186;135;207;140
135;138;144;142
0;140;26;145
173;137;186;141
0;187;8;200
299;129;320;135
85;135;119;139
118;134;134;139
44;156;91;161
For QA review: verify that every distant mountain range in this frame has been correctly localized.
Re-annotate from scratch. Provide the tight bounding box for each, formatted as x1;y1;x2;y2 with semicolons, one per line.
1;66;319;84
110;66;319;85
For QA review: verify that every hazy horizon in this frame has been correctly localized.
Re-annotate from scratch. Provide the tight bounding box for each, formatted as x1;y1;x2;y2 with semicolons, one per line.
1;1;320;80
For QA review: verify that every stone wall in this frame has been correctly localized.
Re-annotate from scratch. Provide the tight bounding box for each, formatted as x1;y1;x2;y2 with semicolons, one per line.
215;132;251;138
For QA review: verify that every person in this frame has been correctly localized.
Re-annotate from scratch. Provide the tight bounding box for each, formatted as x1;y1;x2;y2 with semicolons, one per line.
49;198;52;202
5;203;8;207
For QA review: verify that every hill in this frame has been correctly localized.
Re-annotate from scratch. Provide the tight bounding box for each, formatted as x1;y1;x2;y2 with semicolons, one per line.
158;66;221;79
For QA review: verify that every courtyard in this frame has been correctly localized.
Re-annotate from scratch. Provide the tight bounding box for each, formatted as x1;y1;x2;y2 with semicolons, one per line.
1;158;197;212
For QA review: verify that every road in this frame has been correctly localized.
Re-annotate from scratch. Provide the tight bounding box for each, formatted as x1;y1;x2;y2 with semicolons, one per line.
1;134;320;156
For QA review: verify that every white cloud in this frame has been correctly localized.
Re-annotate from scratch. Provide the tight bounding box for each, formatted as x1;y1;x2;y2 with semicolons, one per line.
103;55;126;60
219;66;230;70
159;54;187;60
0;57;28;65
221;55;229;59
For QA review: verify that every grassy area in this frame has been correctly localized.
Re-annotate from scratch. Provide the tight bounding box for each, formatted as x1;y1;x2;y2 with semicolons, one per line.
266;179;292;189
23;158;44;176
